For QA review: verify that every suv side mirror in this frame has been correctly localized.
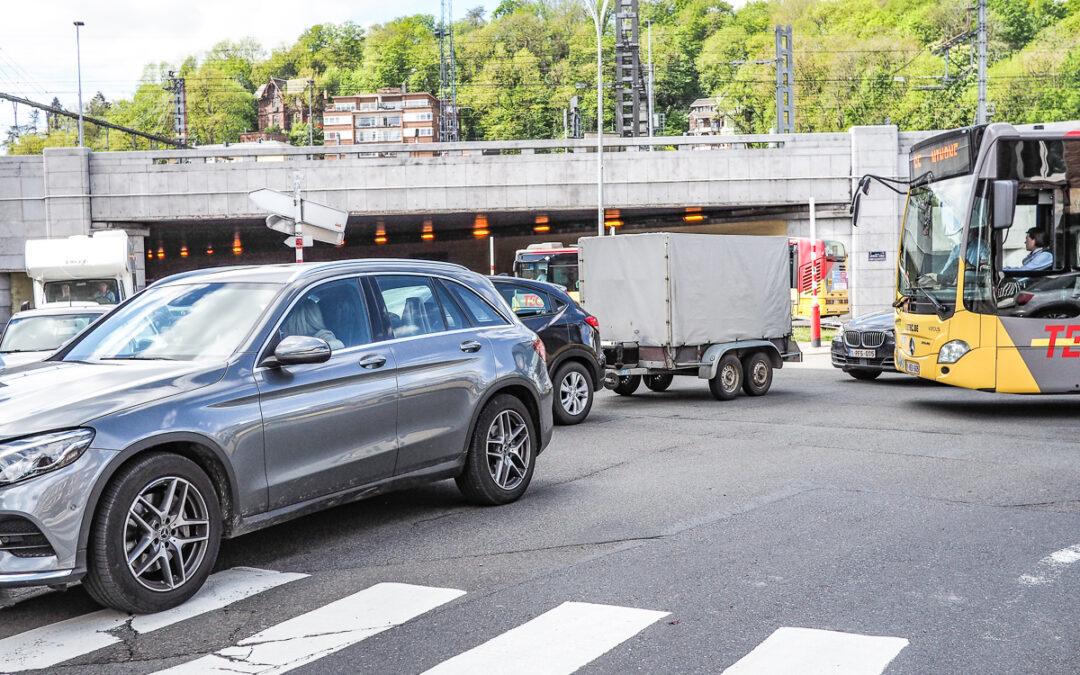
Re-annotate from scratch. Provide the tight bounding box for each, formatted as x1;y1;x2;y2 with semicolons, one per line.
993;180;1018;230
270;335;332;367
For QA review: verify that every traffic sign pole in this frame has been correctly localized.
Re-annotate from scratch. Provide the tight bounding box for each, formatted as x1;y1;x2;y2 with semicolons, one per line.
810;197;821;348
292;173;304;264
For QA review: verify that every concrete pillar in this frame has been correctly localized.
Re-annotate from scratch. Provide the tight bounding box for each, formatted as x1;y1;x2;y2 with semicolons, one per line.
849;125;904;317
43;147;92;239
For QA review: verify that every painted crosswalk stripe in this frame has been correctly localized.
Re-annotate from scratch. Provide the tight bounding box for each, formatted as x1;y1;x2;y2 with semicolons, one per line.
723;627;909;675
423;601;670;675
0;567;307;673
156;582;466;674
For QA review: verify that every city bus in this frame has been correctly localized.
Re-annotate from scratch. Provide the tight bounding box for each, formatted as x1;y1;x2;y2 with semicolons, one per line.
513;243;581;299
789;237;849;319
854;121;1080;393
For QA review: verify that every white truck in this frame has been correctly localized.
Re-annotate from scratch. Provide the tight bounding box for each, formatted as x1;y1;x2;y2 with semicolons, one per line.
23;230;137;309
580;232;802;400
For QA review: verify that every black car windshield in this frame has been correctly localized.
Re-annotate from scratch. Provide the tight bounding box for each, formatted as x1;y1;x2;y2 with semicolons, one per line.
64;282;280;362
0;313;103;353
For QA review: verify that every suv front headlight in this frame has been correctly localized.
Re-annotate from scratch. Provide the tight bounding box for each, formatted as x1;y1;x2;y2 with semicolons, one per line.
0;429;95;486
937;340;971;364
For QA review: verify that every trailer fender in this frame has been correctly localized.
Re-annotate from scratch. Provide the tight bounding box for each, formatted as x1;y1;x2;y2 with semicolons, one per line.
698;341;783;380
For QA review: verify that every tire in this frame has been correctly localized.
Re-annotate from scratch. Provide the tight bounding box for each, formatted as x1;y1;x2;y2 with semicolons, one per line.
708;353;742;401
741;352;773;396
847;368;881;381
456;394;537;506
553;362;594;425
613;375;642;396
644;374;674;392
83;453;222;614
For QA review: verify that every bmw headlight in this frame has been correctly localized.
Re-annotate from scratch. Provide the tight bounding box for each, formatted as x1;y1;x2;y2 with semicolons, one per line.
0;429;95;486
937;340;970;364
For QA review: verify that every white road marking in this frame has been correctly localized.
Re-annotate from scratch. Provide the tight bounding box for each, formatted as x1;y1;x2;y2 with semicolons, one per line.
723;627;909;675
156;582;465;674
1018;543;1080;586
0;567;306;673
423;601;670;675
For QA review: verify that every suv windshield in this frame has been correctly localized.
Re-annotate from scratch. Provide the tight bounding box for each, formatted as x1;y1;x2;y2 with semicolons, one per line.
64;282;280;362
0;313;102;353
897;174;975;313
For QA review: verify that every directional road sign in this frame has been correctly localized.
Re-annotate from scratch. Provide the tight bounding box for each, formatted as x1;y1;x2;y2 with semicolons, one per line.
250;189;347;248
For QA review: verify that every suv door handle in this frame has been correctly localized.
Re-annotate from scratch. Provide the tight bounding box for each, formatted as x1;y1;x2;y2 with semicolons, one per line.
460;340;482;353
358;354;387;369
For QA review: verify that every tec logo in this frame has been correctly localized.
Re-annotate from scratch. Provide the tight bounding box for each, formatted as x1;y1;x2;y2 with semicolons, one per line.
1041;325;1080;358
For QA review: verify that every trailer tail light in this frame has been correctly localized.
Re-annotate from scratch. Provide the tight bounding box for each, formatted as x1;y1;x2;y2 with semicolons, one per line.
532;336;547;362
1015;291;1035;305
585;315;600;329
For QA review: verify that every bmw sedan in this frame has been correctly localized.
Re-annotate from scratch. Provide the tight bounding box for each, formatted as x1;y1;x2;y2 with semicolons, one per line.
830;311;897;380
0;260;552;613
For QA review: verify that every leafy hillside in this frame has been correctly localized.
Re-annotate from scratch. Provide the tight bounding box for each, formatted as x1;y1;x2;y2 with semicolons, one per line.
7;0;1080;153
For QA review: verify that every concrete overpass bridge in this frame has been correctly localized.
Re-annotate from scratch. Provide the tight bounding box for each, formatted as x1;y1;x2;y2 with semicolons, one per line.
0;126;931;322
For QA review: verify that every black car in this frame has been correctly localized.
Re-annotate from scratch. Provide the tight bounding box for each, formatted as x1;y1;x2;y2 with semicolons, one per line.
830;311;896;380
490;277;604;424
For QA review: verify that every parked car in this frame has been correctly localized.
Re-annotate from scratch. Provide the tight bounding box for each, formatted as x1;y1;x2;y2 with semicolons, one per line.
0;260;552;613
0;305;110;370
490;276;604;425
830;311;897;380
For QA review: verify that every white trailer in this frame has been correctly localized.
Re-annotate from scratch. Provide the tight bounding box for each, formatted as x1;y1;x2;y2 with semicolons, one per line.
24;231;137;309
579;232;802;400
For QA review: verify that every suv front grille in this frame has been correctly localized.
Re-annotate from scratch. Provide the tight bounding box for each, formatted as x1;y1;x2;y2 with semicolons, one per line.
845;330;886;348
0;516;56;558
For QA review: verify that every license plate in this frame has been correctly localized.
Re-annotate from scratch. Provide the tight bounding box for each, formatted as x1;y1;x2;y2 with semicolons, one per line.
905;360;920;375
848;349;876;358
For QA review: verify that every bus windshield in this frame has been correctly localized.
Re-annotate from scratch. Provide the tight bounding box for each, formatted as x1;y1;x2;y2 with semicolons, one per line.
514;252;579;290
897;174;975;312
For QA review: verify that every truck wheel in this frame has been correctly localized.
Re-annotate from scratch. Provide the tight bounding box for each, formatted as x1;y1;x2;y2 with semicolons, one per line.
613;375;641;396
553;362;593;425
848;368;881;381
741;352;773;396
644;374;673;392
708;354;742;401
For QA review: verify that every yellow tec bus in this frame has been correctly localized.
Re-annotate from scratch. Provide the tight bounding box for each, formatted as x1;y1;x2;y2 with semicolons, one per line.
788;237;850;319
512;243;581;300
861;122;1080;393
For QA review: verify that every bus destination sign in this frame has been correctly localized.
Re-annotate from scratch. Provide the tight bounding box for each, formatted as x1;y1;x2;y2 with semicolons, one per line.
910;133;973;180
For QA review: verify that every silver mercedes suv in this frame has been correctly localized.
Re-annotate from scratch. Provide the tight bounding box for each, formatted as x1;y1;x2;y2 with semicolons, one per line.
0;260;552;613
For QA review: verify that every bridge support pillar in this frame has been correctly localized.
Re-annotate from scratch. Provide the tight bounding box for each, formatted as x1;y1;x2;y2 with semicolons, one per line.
43;147;92;239
849;125;902;318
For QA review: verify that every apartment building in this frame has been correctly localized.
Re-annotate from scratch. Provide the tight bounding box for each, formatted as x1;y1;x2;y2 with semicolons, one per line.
687;97;738;136
323;87;442;147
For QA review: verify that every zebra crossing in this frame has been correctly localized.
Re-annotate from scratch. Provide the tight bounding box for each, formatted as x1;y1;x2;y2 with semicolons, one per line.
0;566;910;674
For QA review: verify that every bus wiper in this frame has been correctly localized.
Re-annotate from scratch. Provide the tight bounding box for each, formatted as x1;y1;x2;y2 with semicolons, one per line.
899;286;948;317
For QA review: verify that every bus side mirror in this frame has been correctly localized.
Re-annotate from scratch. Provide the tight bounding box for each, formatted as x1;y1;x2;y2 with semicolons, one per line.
993;180;1018;230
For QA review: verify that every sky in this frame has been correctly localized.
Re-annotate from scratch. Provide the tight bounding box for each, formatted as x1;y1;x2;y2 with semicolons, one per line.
0;0;501;145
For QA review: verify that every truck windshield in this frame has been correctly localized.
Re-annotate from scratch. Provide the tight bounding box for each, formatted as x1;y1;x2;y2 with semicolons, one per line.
897;174;975;313
0;313;102;353
515;252;579;290
44;279;120;304
64;282;280;362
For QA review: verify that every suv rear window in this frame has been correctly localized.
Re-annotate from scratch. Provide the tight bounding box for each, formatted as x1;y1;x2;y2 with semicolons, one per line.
445;282;508;327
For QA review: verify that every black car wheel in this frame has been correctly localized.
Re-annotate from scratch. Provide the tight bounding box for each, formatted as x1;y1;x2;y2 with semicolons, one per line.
847;368;881;381
741;352;773;396
708;354;742;401
613;375;642;396
553;361;594;425
644;374;674;392
456;394;537;505
84;453;222;614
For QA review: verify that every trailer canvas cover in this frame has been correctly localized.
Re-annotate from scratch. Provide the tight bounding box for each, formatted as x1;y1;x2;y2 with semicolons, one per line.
580;233;791;347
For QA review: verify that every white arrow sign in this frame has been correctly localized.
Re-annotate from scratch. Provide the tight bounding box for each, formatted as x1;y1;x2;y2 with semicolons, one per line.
249;188;347;233
266;215;343;246
284;235;314;248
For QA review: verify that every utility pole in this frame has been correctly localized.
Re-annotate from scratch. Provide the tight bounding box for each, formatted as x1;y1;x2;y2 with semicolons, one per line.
976;0;987;124
74;21;85;147
165;71;187;145
614;0;648;136
436;0;460;142
308;79;315;146
774;25;794;134
646;19;655;137
585;0;610;237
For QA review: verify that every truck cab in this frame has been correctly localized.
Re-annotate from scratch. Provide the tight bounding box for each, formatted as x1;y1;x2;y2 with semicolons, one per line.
24;231;137;309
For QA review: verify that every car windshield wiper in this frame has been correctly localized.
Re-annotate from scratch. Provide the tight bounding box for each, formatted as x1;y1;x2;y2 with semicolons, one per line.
99;355;178;361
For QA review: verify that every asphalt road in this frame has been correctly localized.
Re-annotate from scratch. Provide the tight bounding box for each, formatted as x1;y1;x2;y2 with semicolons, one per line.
3;356;1080;674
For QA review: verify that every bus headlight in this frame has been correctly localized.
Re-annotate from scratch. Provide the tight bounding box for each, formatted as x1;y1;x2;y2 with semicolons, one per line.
937;340;970;364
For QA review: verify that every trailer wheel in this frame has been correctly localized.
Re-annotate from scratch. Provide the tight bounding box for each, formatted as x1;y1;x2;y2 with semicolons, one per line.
613;375;641;396
741;352;773;396
708;354;742;401
644;374;673;392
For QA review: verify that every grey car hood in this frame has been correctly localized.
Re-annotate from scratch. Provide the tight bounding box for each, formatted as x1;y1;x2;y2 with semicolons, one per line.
0;351;51;371
0;359;227;440
845;311;895;332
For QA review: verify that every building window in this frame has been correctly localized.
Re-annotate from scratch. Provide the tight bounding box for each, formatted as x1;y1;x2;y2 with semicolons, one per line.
418;127;434;137
356;117;375;128
404;111;433;122
334;102;356;111
325;115;352;126
405;99;429;108
359;103;377;111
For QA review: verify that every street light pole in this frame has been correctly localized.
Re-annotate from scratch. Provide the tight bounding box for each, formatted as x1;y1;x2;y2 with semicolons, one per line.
74;21;85;148
585;0;610;237
647;19;654;138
